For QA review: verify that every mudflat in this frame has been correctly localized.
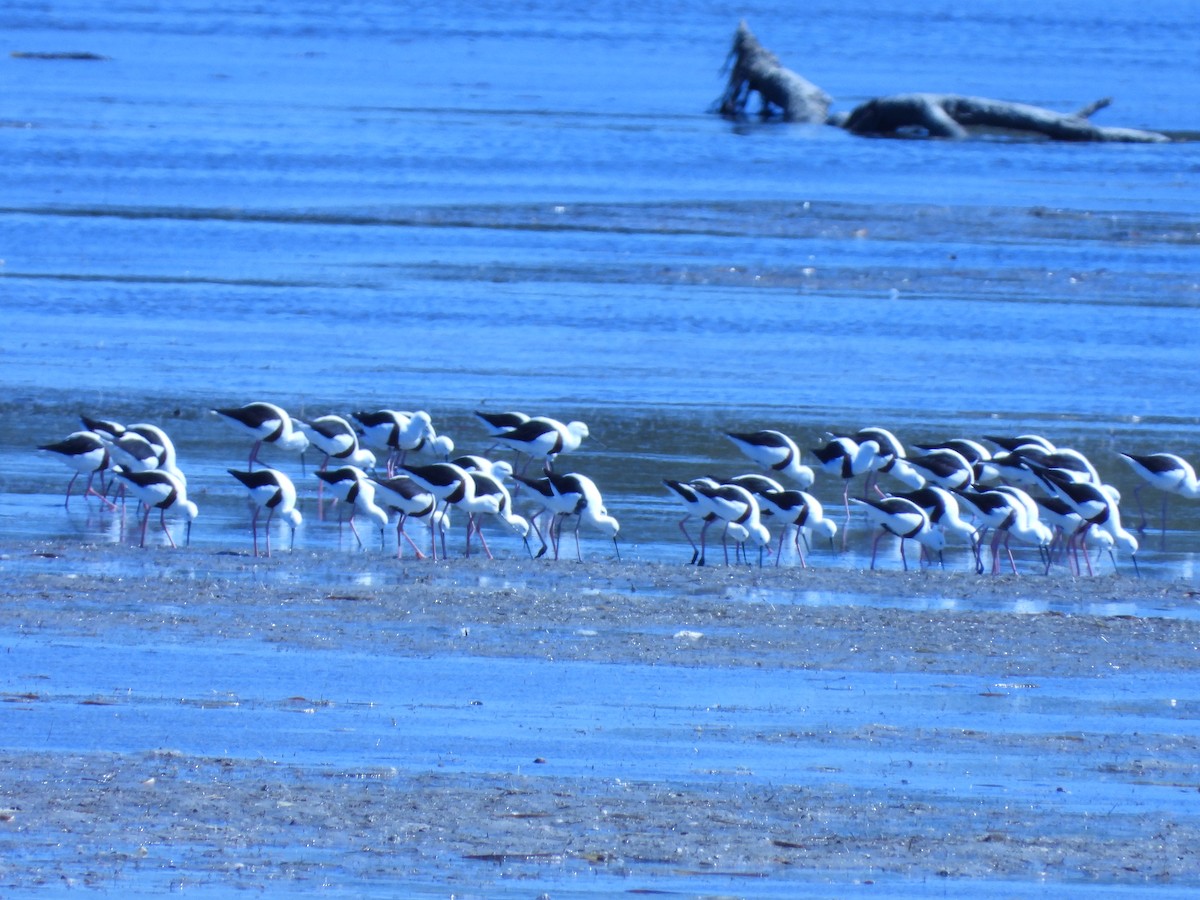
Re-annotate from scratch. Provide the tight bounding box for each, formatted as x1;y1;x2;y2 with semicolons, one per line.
2;543;1199;896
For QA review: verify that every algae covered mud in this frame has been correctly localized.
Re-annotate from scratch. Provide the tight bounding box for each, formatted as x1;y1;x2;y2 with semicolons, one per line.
2;546;1200;897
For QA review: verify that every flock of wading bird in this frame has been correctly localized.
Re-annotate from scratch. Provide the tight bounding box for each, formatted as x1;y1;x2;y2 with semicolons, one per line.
35;404;1198;575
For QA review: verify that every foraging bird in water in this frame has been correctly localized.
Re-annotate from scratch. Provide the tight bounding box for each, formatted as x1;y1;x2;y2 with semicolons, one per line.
1117;451;1200;538
725;429;815;488
850;495;945;572
313;466;388;551
38;431;113;508
111;466;198;549
229;468;302;557
212;402;310;470
491;416;589;472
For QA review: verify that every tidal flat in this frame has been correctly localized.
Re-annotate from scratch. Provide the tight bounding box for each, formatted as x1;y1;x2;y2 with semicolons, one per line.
2;544;1199;897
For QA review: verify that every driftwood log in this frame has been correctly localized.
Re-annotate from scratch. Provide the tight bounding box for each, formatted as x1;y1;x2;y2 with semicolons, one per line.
715;21;1170;143
840;93;1169;142
714;20;830;123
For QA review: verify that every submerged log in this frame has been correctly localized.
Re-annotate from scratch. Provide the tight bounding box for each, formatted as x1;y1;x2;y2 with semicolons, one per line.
713;22;1171;143
840;93;1170;143
714;20;830;124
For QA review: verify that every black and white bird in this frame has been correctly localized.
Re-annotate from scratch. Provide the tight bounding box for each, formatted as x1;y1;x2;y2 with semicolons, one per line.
725;430;815;488
850;496;945;571
212;402;309;469
370;474;444;559
313;466;388;551
756;488;836;567
112;466;198;549
463;469;532;559
229;468;301;557
79;415;126;443
491;416;589;472
1026;465;1139;576
350;410;436;472
811;436;887;525
516;471;618;561
689;480;770;567
295;415;376;472
888;485;978;557
901;448;975;492
1118;451;1200;537
662;476;722;565
38;431;113;508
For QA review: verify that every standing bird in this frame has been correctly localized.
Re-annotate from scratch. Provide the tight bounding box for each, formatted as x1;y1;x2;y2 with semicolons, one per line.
295;415;377;471
229;468;301;557
757;489;837;567
518;471;619;562
983;487;1054;575
901;448;974;492
398;462;480;559
313;466;388;551
1118;451;1200;537
370;475;444;559
811;436;885;523
106;430;161;474
916;438;1000;485
491;416;589;472
111;466;198;549
985;433;1057;454
690;480;770;567
38;431;113;508
662;476;722;565
1027;466;1139;576
212;402;310;470
350;410;436;473
725;430;815;488
891;486;977;566
514;472;583;558
850;496;945;571
465;469;532;558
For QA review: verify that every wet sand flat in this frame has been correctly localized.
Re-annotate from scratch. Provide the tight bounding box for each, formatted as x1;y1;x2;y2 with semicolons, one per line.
2;544;1200;897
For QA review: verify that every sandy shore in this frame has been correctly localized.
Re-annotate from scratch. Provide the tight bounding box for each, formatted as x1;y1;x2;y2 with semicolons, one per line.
2;542;1200;896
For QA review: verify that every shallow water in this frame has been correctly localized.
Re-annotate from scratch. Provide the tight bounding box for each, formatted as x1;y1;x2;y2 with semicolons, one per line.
2;0;1200;894
3;0;1200;582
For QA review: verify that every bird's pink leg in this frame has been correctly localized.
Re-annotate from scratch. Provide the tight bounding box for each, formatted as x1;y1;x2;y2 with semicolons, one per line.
474;517;494;560
396;517;426;560
679;516;699;564
793;527;808;569
160;508;177;549
264;508;274;558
